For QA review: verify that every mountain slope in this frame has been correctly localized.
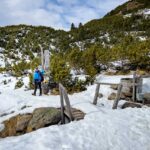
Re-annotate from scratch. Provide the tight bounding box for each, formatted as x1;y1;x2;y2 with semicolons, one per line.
0;0;150;76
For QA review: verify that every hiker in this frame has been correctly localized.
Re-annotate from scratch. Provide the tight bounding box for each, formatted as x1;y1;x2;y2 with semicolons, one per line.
32;67;44;96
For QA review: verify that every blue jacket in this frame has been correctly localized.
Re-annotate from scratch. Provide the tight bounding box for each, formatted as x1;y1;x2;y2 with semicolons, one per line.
33;70;41;82
40;69;45;75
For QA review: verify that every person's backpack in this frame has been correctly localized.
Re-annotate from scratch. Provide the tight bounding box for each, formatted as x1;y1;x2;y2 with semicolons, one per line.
39;72;44;82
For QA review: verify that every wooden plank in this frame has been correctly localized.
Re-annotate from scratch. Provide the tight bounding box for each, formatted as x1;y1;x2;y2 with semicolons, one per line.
95;82;139;86
95;82;119;86
112;84;123;109
44;50;50;71
59;85;65;124
93;83;100;105
132;71;136;102
63;91;74;121
140;75;150;78
59;83;74;121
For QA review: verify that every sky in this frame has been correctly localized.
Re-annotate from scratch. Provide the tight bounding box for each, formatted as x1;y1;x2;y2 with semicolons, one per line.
0;0;128;30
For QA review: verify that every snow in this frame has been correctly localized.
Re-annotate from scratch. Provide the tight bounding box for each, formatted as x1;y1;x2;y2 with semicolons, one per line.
138;36;147;41
0;73;150;150
49;44;56;50
138;9;150;15
0;47;4;53
15;39;19;43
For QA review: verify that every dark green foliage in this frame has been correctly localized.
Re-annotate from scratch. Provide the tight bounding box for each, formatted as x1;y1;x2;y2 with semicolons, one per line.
15;79;24;89
12;61;30;77
71;23;76;31
0;67;5;73
67;48;83;72
0;0;149;93
50;54;71;86
29;73;34;89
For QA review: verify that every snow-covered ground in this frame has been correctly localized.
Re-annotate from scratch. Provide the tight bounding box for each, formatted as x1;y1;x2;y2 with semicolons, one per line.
0;73;150;150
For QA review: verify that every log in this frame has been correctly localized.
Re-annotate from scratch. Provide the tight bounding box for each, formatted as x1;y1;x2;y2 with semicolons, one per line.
93;83;100;105
63;91;74;121
59;86;65;124
95;82;119;86
112;84;123;109
59;83;74;121
95;82;140;87
132;72;136;102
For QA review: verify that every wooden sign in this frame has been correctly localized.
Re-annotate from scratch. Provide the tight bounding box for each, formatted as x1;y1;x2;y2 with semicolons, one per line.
44;50;50;71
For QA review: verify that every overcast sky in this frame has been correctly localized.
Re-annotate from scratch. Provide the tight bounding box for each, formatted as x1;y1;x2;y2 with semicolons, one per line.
0;0;128;30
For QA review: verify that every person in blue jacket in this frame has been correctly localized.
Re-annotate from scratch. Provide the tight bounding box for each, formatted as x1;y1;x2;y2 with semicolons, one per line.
32;67;44;96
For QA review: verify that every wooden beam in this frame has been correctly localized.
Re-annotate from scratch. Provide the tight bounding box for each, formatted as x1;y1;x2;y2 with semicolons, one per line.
93;83;100;105
95;82;119;86
95;82;140;87
59;85;65;124
59;83;74;121
132;71;136;102
140;75;150;78
112;84;123;109
63;90;74;121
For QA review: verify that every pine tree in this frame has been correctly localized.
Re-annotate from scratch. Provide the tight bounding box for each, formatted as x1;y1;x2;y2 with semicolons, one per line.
71;23;76;31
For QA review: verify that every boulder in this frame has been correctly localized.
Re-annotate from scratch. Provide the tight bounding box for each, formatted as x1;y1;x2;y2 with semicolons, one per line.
16;114;32;132
27;107;61;132
98;93;103;98
108;93;116;100
122;102;142;109
0;114;32;138
0;107;61;138
110;85;118;90
42;83;50;94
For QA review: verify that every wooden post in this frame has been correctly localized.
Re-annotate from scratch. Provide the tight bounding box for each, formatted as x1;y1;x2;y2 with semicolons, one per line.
93;83;100;105
132;71;136;102
112;84;123;109
59;85;65;124
44;50;50;72
59;83;74;121
63;90;74;121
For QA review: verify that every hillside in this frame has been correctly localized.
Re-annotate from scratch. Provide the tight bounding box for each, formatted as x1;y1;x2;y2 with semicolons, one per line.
0;1;150;150
0;0;149;80
105;0;150;17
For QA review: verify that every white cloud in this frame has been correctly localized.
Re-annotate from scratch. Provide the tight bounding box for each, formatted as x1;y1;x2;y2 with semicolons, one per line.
0;0;128;30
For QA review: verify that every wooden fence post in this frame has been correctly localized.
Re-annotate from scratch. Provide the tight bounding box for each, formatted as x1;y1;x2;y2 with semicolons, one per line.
132;71;136;102
93;83;100;105
112;84;123;109
63;90;74;121
59;85;65;124
59;83;74;121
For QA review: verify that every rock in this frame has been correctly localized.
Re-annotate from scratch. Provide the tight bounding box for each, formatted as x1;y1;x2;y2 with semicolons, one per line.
110;85;118;90
108;93;116;100
42;83;50;94
0;107;61;138
121;78;143;98
0;114;32;138
122;102;142;109
144;93;150;104
98;93;103;98
27;107;61;132
16;114;32;132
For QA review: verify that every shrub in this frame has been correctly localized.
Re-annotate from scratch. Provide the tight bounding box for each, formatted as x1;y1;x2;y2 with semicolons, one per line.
29;73;34;89
15;79;24;89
